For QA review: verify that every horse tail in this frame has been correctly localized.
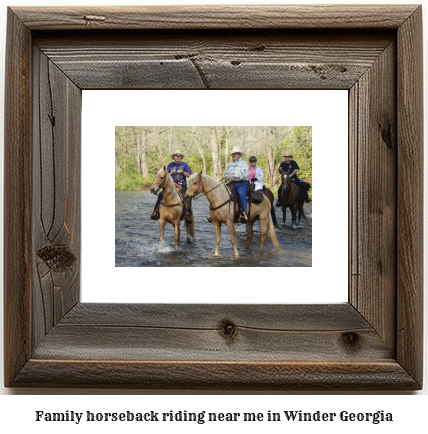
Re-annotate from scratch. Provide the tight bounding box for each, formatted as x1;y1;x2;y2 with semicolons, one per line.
300;199;308;221
301;207;308;221
268;214;281;250
270;201;280;228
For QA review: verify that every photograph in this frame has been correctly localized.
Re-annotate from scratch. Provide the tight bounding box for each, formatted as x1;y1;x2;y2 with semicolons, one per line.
115;126;312;267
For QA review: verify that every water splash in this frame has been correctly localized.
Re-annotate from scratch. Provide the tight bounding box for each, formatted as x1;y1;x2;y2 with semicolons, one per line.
134;240;175;258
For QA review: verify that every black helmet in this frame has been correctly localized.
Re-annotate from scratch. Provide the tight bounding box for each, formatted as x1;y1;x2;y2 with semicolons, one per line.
249;156;257;162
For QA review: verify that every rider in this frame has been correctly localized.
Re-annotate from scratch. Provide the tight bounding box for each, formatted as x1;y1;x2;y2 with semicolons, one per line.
224;147;249;223
151;150;192;220
276;151;311;206
248;156;264;191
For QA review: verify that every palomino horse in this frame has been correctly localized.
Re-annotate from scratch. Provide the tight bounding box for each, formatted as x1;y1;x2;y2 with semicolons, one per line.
279;168;307;228
150;167;195;248
185;172;280;257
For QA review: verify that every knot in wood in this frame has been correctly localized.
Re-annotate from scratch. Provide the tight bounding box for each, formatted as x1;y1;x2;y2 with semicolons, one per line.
219;320;238;340
37;245;76;272
341;332;361;350
83;15;106;23
248;45;266;52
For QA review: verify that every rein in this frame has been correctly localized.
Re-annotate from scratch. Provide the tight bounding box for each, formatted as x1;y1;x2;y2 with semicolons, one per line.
209;198;231;211
192;178;226;201
191;176;233;211
161;202;182;208
207;182;233;211
158;178;183;208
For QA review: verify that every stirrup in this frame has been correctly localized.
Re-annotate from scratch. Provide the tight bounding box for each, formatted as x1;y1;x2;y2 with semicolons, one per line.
240;211;248;223
151;209;160;220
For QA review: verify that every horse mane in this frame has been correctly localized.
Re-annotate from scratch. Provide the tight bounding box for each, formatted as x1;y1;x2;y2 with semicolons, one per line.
201;173;221;188
189;173;222;190
187;172;198;185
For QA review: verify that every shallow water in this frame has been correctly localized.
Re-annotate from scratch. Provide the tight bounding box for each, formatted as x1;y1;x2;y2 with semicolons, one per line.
115;191;312;267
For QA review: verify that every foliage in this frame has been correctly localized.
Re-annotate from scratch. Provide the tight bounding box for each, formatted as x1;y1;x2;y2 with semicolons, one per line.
115;172;153;191
115;126;312;190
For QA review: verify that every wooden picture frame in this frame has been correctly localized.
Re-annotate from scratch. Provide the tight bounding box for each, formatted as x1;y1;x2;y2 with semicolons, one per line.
4;5;423;390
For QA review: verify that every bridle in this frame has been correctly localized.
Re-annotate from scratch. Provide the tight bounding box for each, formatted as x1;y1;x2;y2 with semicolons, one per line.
153;172;182;208
281;172;291;191
190;176;233;211
191;176;226;201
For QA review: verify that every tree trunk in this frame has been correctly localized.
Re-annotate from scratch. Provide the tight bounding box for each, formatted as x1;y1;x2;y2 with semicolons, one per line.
224;127;230;168
140;126;149;178
192;127;207;174
130;126;141;174
210;126;222;178
115;151;121;175
264;126;277;188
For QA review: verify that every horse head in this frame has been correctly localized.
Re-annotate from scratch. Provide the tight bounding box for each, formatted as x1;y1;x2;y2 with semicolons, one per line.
281;169;291;191
185;171;203;198
150;166;168;195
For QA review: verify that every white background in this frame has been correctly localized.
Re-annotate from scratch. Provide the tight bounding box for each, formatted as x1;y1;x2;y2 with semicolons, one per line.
0;0;426;424
82;90;348;304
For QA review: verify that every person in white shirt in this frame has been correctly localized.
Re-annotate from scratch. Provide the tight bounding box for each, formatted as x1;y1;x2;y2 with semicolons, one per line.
247;156;264;191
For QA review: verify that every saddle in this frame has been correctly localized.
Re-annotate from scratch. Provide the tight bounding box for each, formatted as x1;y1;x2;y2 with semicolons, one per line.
247;184;264;204
292;178;310;192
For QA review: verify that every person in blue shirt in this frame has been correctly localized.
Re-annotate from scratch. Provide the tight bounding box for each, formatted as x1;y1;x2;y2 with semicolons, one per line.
224;147;249;222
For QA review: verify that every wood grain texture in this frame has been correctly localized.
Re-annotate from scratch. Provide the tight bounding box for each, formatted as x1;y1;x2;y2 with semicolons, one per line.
396;6;424;386
11;360;419;390
4;5;423;390
32;46;81;348
349;40;396;350
4;8;32;388
12;5;419;30
34;31;393;90
32;304;391;362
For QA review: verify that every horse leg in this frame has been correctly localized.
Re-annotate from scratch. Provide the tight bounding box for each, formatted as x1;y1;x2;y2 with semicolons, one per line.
245;220;255;249
226;221;239;258
297;198;305;223
291;205;298;229
158;218;166;249
173;220;180;249
259;216;268;253
213;221;222;256
282;206;286;225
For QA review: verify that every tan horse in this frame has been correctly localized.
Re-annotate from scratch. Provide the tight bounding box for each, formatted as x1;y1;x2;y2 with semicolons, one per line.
150;167;195;249
185;172;280;257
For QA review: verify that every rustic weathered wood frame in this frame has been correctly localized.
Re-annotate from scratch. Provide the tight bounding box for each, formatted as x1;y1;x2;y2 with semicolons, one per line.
4;5;423;390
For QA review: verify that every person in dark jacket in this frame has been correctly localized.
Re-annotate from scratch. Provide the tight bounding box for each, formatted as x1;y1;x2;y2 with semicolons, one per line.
276;151;311;206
